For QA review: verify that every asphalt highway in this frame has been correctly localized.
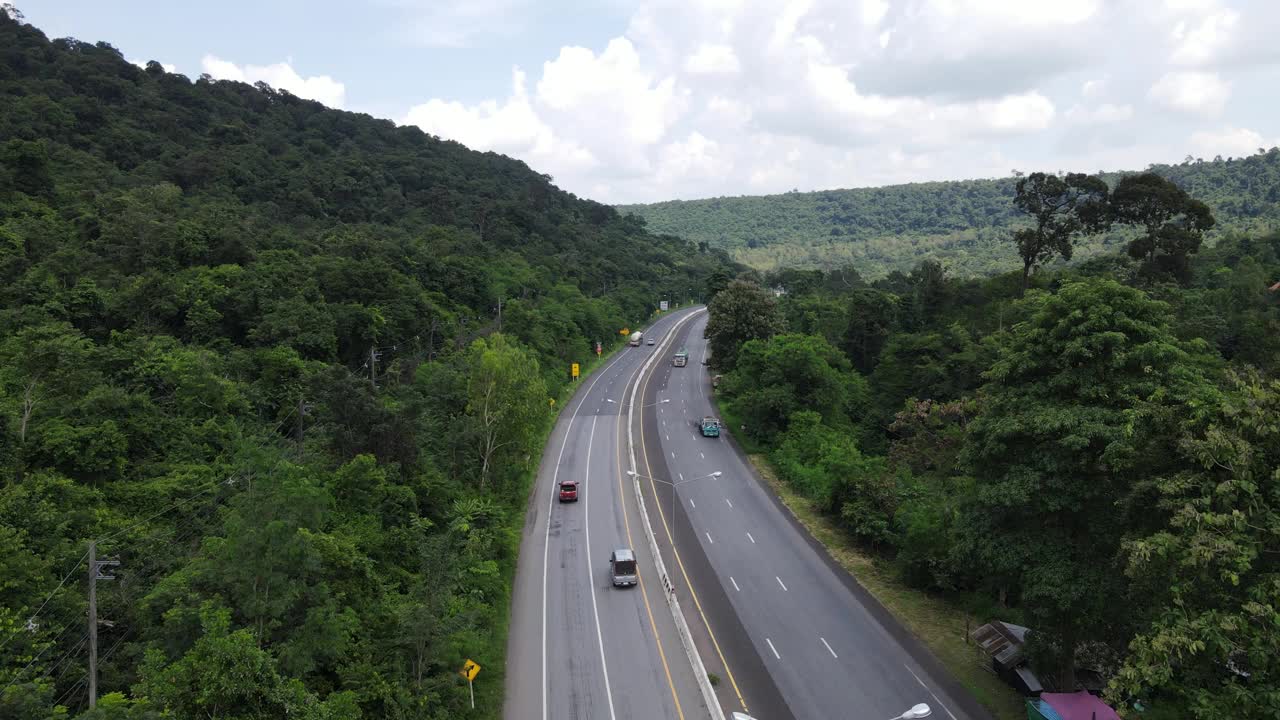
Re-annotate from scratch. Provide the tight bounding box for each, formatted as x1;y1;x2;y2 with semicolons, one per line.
632;313;993;720
504;307;712;720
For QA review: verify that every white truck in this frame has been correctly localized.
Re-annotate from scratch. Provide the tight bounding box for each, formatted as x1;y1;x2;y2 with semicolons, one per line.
629;331;643;346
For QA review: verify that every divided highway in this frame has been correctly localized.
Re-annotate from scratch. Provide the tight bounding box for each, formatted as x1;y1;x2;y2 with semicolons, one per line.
631;313;993;720
506;305;991;720
505;307;712;720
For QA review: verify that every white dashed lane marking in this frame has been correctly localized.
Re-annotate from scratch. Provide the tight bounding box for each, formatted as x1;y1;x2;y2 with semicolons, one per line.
821;637;838;658
766;638;781;660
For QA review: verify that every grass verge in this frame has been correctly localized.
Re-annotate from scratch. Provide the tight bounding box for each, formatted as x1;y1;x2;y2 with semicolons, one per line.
742;451;1025;720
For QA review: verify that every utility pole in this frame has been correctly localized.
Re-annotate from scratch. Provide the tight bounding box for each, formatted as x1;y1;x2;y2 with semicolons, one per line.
86;541;118;709
87;540;95;709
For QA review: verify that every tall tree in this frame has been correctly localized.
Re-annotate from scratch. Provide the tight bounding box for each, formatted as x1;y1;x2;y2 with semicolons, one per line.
705;279;785;371
956;279;1217;688
1112;370;1280;718
464;334;548;489
842;288;897;374
1010;172;1111;293
1111;172;1215;282
727;333;864;442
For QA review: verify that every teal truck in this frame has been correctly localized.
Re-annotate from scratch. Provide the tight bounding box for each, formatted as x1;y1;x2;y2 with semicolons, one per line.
699;416;721;438
673;349;688;367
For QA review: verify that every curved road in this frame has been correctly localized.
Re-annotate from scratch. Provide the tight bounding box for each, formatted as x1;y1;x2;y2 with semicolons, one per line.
631;312;993;720
505;307;712;720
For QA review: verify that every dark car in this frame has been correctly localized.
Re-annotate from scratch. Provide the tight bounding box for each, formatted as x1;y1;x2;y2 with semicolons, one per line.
558;480;578;502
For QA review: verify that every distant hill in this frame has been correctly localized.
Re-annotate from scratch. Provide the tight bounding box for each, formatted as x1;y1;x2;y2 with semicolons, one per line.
618;151;1280;277
0;9;735;718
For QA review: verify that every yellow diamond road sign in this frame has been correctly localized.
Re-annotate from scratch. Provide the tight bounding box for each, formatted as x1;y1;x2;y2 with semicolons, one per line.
460;659;481;681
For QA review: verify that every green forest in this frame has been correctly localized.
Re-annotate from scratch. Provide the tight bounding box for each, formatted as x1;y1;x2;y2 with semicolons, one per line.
620;151;1280;277
0;10;733;719
705;180;1280;717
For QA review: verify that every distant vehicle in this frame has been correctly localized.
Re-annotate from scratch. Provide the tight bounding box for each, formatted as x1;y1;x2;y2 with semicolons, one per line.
647;337;655;346
630;331;643;346
673;350;688;367
610;548;638;586
700;416;721;437
558;479;578;503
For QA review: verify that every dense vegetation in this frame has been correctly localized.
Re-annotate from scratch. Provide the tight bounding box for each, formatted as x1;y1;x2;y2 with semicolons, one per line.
0;9;733;719
707;197;1280;715
620;150;1280;277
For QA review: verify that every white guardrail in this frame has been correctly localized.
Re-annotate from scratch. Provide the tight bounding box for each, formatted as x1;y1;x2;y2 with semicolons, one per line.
627;309;726;720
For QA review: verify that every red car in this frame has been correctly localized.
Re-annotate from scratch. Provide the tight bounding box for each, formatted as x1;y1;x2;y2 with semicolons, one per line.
558;480;579;502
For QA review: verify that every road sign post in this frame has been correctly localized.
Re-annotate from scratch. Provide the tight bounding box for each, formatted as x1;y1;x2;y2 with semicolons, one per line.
571;363;580;380
459;659;481;709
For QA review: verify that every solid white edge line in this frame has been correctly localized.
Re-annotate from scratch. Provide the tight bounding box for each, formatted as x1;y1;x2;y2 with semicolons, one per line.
765;638;780;660
903;664;958;720
820;637;838;659
583;417;618;720
776;576;788;592
542;347;629;720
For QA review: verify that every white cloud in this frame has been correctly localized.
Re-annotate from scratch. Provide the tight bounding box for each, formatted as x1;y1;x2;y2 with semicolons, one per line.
1147;71;1230;116
131;58;176;73
201;55;346;108
1170;8;1239;64
392;0;1276;202
1189;126;1275;158
684;44;741;74
1065;103;1134;125
401;68;597;171
386;0;529;48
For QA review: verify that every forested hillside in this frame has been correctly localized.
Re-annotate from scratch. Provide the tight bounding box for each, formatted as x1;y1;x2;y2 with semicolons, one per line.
707;219;1280;717
620;151;1280;277
0;9;732;719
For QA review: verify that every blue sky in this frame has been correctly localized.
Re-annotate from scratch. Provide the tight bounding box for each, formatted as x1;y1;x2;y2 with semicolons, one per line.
17;1;1280;204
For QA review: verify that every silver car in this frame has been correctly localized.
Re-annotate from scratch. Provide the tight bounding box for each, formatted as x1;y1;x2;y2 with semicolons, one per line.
610;548;638;587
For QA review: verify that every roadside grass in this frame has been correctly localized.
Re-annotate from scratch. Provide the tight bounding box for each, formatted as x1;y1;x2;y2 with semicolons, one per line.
744;453;1025;720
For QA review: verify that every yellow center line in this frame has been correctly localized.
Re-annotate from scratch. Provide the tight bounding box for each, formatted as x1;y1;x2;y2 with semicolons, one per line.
638;317;750;715
615;408;685;720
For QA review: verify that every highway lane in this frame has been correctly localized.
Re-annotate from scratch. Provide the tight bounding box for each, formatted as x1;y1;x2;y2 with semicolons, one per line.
505;307;712;720
634;313;993;720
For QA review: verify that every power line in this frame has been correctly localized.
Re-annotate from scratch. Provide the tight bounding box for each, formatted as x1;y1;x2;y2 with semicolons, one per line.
5;406;300;652
0;549;89;653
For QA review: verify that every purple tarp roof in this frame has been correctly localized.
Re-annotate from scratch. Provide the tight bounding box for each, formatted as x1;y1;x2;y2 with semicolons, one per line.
1041;691;1121;720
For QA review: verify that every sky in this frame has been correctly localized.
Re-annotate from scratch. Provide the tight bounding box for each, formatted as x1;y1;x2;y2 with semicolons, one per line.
18;0;1280;204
